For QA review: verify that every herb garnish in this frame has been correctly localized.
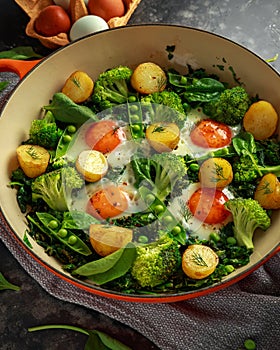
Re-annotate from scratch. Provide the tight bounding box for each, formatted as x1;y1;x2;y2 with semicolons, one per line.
192;252;208;267
26;146;41;159
152;125;165;133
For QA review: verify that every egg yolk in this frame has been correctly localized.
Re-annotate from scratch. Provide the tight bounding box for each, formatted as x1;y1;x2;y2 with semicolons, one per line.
190;119;232;148
188;188;231;224
85;120;126;154
87;185;128;220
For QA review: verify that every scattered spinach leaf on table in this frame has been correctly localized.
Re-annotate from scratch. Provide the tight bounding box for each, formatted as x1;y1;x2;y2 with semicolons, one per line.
0;272;20;291
28;324;132;350
0;46;42;60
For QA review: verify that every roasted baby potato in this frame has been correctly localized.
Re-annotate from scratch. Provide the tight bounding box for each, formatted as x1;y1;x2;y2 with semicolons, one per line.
254;173;280;209
243;100;279;140
16;144;50;178
89;224;133;256
199;157;233;188
146;122;180;152
131;62;167;94
76;149;108;182
182;244;219;279
62;70;94;103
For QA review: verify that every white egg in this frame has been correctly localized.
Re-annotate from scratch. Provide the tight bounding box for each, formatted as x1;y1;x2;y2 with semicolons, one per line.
69;15;109;41
175;108;241;158
53;0;88;9
53;0;70;10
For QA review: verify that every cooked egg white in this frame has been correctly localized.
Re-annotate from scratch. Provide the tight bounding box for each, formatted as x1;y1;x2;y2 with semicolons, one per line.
67;107;238;239
175;108;241;157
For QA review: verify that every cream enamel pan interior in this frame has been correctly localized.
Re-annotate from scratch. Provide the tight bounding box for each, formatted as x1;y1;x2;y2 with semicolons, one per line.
0;25;279;302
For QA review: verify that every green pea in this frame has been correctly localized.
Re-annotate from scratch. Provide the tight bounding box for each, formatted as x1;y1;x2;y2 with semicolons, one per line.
63;134;72;143
225;265;235;273
162;215;173;224
68;235;77;245
154;204;165;214
244;339;256;350
58;228;68;238
130;114;140;123
209;232;220;243
48;220;59;230
132;124;141;132
67;125;76;134
227;236;237;245
128;95;137;103
129;104;139;112
189;163;200;172
138;235;149;244
145;193;155;204
180;76;188;85
171;226;182;235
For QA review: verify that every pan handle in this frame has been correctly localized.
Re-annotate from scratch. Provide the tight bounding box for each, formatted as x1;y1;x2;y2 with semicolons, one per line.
0;59;41;79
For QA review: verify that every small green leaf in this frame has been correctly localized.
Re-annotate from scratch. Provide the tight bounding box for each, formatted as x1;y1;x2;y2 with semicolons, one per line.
23;232;33;248
0;272;20;291
28;324;132;350
44;92;97;124
85;332;109;350
266;53;278;63
0;81;9;92
93;330;132;350
0;46;42;60
62;211;99;230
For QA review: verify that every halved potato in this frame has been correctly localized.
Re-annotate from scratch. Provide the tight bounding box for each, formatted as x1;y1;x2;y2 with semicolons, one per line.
76;149;108;182
89;224;133;256
254;173;280;209
131;62;167;94
146;122;180;152
16;144;50;178
62;70;94;103
243;100;279;140
182;244;219;279
199;157;233;188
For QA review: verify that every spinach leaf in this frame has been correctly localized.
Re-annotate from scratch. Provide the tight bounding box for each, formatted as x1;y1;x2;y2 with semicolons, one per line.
62;211;99;230
89;330;132;350
28;324;132;350
44;93;98;124
0;272;20;291
232;132;257;155
0;81;9;92
168;73;225;103
0;46;42;60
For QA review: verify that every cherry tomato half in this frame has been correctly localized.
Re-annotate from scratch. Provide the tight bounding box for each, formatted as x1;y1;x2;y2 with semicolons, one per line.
87;185;128;219
190;119;232;149
85;120;126;154
188;188;231;224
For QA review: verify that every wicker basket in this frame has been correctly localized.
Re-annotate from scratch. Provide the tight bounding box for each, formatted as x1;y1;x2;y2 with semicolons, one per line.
14;0;142;49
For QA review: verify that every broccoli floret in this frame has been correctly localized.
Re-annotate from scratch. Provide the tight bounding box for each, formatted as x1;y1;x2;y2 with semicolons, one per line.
91;66;134;111
233;153;280;183
27;111;63;149
131;152;188;202
203;86;251;126
141;90;187;128
151;152;188;200
224;198;271;250
31;166;84;212
131;234;182;287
